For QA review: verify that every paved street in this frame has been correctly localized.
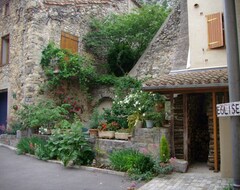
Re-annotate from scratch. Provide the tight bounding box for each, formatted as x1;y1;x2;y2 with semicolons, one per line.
138;164;231;190
0;147;140;190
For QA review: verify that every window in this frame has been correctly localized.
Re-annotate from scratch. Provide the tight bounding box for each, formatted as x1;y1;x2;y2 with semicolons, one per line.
206;12;224;49
60;32;78;53
1;34;10;66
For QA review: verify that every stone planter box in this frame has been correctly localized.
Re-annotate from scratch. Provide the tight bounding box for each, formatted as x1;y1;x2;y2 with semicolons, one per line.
98;131;115;139
115;132;130;140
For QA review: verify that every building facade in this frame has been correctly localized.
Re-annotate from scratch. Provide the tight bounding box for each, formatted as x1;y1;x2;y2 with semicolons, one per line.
0;0;139;129
130;0;240;176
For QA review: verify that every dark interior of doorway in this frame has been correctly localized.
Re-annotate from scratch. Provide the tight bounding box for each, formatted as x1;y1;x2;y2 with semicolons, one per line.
0;91;8;134
188;94;210;163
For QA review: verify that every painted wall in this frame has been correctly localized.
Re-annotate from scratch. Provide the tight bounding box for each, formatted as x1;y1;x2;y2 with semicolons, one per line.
219;117;233;178
187;0;226;69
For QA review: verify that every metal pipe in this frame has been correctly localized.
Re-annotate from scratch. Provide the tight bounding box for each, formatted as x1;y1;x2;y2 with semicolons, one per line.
223;0;240;188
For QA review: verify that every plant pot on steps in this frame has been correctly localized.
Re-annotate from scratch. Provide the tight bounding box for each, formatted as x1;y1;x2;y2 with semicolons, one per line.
89;129;98;138
115;132;130;140
98;131;115;139
146;120;154;128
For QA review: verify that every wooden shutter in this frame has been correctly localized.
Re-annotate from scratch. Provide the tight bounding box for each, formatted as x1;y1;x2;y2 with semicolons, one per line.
60;32;78;53
206;13;224;49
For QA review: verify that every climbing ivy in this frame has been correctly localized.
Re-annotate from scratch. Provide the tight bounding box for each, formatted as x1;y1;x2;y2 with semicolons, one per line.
40;43;142;98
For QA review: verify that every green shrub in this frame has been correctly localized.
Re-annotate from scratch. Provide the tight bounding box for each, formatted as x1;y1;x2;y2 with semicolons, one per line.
35;143;51;161
160;135;170;163
17;137;47;155
88;109;104;129
17;99;69;130
84;5;169;76
46;119;95;166
223;182;233;190
109;149;154;173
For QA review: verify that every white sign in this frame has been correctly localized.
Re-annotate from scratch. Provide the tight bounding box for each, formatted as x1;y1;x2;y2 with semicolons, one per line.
216;101;240;117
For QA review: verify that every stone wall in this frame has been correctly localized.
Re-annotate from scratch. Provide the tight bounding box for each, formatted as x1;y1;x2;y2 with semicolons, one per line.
95;127;169;165
0;0;138;123
129;0;188;79
0;134;19;147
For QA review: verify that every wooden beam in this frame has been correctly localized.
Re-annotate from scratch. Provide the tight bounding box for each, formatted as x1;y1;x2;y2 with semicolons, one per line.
143;86;228;94
169;93;175;157
212;92;219;172
183;94;188;161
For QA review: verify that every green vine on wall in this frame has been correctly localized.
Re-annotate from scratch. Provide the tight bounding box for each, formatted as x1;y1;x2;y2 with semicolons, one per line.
40;42;142;98
40;42;97;94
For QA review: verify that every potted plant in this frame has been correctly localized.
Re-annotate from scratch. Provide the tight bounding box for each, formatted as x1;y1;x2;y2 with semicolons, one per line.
127;112;143;134
143;111;164;128
88;109;104;138
98;121;120;139
115;128;131;140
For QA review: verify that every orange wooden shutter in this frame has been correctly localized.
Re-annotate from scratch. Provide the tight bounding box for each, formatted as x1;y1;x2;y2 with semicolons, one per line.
206;13;224;49
60;32;78;53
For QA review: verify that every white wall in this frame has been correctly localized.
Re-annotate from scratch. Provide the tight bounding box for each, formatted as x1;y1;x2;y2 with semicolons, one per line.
187;0;227;69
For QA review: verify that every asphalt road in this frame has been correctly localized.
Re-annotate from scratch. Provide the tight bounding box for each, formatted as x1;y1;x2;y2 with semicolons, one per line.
0;147;141;190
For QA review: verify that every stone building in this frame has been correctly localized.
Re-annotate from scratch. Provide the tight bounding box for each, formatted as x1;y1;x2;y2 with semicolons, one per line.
0;0;139;128
130;0;240;177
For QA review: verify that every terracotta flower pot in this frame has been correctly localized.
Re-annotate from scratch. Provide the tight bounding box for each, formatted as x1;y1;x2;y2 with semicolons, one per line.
89;129;98;138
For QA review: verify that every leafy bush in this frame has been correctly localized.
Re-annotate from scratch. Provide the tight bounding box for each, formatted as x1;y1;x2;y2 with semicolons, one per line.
84;5;169;76
8;121;23;134
88;109;104;129
34;143;51;161
46;119;94;166
109;148;172;180
160;135;170;163
40;43;97;93
109;149;154;173
17;137;47;155
16;99;69;129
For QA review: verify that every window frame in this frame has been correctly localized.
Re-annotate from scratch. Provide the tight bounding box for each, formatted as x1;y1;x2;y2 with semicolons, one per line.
1;34;10;66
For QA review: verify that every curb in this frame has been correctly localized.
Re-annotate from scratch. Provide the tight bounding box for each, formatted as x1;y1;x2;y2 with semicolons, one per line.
0;143;17;151
0;143;126;177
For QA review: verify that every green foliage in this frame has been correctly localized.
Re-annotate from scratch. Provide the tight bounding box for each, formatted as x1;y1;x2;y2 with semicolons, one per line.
7;121;23;135
34;143;52;161
46;119;94;166
223;182;233;190
109;149;154;173
40;42;97;93
88;109;104;129
16;99;69;129
160;135;170;163
17;137;47;155
109;148;172;181
84;5;169;76
40;43;141;98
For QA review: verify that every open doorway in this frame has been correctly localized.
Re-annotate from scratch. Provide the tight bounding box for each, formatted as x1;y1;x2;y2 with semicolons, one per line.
188;94;210;164
0;91;8;134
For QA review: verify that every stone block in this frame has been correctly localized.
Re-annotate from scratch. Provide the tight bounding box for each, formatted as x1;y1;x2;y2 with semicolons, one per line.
170;158;188;173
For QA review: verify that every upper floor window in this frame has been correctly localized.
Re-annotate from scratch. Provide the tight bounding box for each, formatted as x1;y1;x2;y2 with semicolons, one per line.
60;32;78;53
206;12;224;49
1;34;10;66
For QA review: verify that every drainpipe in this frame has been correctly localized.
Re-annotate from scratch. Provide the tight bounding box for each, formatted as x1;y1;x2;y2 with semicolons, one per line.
223;0;240;189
